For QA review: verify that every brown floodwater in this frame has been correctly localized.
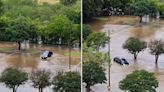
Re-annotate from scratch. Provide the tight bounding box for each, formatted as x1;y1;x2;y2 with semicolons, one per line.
83;16;164;92
0;42;80;92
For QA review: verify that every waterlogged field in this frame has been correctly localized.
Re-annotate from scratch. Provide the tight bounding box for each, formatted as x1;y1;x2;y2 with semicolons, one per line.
85;16;164;92
0;42;80;92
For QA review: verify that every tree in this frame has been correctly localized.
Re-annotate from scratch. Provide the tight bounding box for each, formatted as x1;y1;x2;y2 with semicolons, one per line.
119;70;158;92
52;72;81;92
83;0;104;19
30;69;51;92
82;24;92;40
83;45;109;65
123;37;147;60
47;15;72;44
60;0;77;6
0;16;11;41
149;40;164;64
129;0;157;23
85;32;109;50
103;0;132;14
8;16;37;50
0;68;28;92
83;61;107;92
0;0;3;15
61;5;81;24
71;24;81;46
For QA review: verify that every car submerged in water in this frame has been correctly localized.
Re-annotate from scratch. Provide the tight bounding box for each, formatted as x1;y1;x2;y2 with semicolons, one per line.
41;51;53;60
113;57;129;65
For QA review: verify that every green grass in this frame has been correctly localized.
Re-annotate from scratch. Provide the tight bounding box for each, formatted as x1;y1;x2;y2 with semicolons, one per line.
0;48;14;54
64;51;81;57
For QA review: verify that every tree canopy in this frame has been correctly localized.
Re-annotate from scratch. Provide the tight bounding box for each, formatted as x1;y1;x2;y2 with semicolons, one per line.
149;40;164;64
30;70;51;92
85;32;109;50
119;70;158;92
123;37;147;60
83;61;107;92
83;0;104;18
0;68;28;92
52;72;81;92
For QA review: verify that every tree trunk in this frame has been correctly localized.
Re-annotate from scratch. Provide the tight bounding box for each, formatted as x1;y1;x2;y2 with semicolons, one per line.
40;88;43;92
86;84;91;92
134;53;137;60
18;41;21;50
155;55;159;64
13;87;16;92
139;16;142;23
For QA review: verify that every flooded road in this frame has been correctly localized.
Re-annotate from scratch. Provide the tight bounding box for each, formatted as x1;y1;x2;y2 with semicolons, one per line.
0;43;80;92
84;16;164;92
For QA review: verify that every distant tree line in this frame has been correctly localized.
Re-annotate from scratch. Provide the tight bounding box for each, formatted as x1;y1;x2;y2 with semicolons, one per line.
0;0;81;50
83;0;164;22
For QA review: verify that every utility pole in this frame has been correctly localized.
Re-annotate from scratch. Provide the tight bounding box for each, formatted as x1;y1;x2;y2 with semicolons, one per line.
69;30;72;71
107;29;110;91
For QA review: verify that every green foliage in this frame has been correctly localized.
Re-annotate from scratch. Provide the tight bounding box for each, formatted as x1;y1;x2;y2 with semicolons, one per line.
52;72;81;92
30;69;51;92
0;0;3;15
149;40;164;63
123;37;147;60
104;0;132;14
85;32;109;50
0;0;80;46
0;68;28;92
129;0;157;22
46;14;72;44
60;0;77;6
61;5;81;24
119;70;158;92
83;61;106;91
83;45;110;64
71;24;81;44
83;0;104;18
7;16;37;50
82;24;92;40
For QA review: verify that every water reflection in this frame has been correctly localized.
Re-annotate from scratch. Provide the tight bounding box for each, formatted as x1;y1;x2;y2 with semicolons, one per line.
6;52;39;68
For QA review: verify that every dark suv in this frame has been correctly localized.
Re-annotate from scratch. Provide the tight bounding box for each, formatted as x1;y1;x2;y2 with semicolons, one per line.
121;58;129;65
113;57;123;65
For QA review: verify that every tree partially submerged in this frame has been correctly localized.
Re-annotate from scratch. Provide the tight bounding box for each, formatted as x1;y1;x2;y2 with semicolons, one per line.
8;16;37;50
83;61;107;92
123;37;147;60
52;72;81;92
0;68;28;92
30;69;51;92
129;0;157;23
149;40;164;64
119;70;158;92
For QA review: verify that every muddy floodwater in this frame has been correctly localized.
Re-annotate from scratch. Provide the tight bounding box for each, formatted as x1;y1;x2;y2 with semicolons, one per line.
0;42;80;92
84;16;164;92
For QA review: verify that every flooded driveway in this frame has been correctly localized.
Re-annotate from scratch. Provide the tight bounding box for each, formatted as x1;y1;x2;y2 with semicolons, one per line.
0;43;80;92
85;16;164;92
